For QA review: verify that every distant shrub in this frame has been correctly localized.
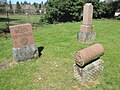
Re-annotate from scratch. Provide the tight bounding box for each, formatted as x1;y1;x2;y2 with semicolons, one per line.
115;15;120;20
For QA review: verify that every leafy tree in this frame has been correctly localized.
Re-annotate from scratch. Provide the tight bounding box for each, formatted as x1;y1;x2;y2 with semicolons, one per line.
0;0;7;14
45;0;84;23
103;1;120;18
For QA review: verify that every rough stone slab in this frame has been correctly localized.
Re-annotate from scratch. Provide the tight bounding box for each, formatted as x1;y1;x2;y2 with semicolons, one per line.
74;59;104;84
77;31;96;43
13;44;38;62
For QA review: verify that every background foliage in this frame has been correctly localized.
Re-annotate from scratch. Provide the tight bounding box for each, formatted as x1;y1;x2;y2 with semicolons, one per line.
45;0;120;23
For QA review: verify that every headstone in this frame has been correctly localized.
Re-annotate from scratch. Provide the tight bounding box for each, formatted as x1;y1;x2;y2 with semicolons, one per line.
77;3;96;43
9;23;38;62
74;44;105;85
75;44;104;67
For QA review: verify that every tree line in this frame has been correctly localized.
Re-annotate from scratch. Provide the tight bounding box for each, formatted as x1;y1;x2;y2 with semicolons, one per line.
0;0;46;14
44;0;120;23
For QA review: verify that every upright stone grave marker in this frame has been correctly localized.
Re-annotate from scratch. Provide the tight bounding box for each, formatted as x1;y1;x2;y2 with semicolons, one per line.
10;23;38;62
78;3;96;43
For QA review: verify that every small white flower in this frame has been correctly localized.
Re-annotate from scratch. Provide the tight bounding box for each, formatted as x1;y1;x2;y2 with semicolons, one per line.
56;65;58;67
38;77;42;80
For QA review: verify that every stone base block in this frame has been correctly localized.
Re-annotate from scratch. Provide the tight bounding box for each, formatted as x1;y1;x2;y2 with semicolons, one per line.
80;25;94;33
13;44;38;62
77;31;96;43
74;59;104;84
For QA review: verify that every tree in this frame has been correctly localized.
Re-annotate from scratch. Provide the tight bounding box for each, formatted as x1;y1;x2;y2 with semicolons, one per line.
103;1;120;18
44;0;120;23
45;0;84;23
0;0;7;14
39;3;41;9
23;1;28;5
8;0;13;13
9;1;12;10
33;2;38;9
16;1;21;14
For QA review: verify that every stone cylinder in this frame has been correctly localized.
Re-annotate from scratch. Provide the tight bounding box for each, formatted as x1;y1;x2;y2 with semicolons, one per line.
75;44;104;67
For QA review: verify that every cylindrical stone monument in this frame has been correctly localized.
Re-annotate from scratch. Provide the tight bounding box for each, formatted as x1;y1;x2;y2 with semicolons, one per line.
75;44;104;67
74;43;105;84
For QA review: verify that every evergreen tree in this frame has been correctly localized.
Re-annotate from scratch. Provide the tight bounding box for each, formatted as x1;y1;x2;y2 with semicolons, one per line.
39;3;41;9
8;0;13;13
23;1;28;5
9;1;12;10
16;1;21;14
33;2;38;9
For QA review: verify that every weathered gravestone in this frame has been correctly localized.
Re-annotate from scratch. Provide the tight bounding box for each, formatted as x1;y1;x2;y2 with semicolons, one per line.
9;23;38;62
74;44;104;84
77;3;96;43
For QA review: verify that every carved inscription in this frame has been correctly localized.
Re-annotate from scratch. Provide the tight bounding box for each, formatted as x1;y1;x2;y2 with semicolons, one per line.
9;23;34;48
20;38;29;46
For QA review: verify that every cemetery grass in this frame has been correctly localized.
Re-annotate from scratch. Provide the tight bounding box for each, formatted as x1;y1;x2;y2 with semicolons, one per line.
0;15;41;32
0;19;120;90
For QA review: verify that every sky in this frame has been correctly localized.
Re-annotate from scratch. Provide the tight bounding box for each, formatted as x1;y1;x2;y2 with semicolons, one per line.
10;0;47;4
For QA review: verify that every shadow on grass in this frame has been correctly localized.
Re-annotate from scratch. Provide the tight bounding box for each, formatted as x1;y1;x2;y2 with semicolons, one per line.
0;18;20;22
38;46;44;57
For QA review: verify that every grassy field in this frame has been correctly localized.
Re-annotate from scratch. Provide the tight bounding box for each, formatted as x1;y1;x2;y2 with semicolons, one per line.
0;16;120;90
0;15;41;31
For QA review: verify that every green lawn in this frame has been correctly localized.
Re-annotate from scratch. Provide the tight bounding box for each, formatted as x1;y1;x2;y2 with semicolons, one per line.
0;15;41;31
0;18;120;90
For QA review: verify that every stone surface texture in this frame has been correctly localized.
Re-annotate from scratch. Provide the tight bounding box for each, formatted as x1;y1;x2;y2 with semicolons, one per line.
77;31;96;43
83;3;93;25
9;23;34;48
78;3;96;43
74;59;104;84
13;44;38;62
75;44;104;66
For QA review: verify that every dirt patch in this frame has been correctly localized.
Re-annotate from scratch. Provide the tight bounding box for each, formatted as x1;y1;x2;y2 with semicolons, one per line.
0;60;15;69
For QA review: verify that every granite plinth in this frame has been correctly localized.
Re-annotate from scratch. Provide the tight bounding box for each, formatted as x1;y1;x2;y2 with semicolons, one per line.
77;31;96;43
13;44;38;62
74;59;104;84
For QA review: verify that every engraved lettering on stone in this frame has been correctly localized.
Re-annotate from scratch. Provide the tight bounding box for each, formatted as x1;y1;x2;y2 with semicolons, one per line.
20;38;29;46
